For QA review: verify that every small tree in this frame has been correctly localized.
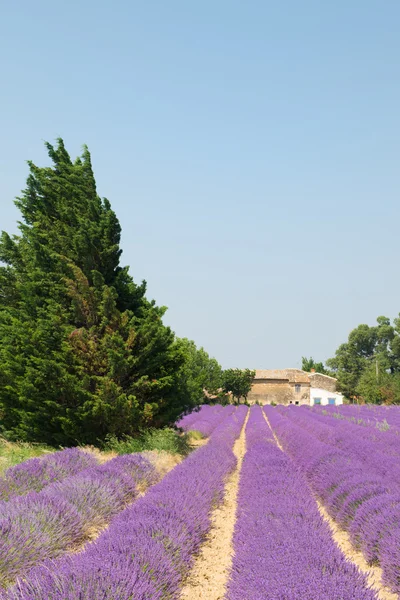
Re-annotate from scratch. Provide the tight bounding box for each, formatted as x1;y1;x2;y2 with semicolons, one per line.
172;338;223;410
356;362;400;404
222;368;255;403
301;357;328;374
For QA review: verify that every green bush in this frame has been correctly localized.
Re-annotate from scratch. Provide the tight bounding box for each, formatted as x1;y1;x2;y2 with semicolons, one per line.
104;428;191;456
186;430;204;442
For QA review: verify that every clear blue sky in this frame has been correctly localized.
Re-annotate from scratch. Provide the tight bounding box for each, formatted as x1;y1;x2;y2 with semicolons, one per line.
1;1;400;369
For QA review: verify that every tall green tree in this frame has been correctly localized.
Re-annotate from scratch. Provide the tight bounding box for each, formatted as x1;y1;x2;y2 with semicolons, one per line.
0;140;185;444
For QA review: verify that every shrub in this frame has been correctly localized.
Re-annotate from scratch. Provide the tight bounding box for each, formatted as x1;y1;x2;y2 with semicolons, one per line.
104;428;191;456
186;430;204;442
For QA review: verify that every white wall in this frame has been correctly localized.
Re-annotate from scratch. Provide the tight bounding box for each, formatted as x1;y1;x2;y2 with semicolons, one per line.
310;387;343;406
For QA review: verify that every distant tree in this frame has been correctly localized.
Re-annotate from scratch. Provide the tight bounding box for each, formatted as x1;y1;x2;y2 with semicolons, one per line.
222;368;255;403
327;317;400;402
301;357;328;374
172;338;223;411
375;316;397;373
356;360;399;404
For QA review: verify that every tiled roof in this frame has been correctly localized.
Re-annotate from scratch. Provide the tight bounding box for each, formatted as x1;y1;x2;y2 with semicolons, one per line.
254;369;311;383
309;372;337;381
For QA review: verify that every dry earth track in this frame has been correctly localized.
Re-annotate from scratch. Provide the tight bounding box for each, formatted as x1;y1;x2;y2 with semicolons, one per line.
179;410;249;600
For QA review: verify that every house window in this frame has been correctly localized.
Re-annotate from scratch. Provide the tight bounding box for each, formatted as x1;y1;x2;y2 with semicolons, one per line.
295;401;299;405
295;384;301;393
314;398;321;405
328;398;336;405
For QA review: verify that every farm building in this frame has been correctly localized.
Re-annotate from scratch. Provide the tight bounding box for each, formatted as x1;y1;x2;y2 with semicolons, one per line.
247;369;343;406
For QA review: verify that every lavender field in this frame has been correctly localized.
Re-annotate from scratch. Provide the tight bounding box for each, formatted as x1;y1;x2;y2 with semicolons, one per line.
0;405;399;599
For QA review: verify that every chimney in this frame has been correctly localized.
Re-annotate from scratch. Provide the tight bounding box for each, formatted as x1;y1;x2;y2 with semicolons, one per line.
310;368;316;373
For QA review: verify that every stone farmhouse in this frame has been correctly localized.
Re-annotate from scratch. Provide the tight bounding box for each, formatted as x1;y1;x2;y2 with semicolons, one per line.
247;369;343;406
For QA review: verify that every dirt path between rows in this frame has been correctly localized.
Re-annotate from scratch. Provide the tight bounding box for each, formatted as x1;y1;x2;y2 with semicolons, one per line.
179;411;249;600
263;411;396;600
263;410;283;450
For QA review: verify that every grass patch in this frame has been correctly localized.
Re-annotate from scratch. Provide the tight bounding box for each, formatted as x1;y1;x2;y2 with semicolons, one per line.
0;428;193;476
186;430;204;442
104;428;191;456
0;438;54;476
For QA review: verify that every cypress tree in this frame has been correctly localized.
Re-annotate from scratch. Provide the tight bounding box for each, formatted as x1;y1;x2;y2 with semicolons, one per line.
0;139;184;445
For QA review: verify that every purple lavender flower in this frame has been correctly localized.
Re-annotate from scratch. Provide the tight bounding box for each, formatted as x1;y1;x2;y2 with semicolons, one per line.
0;448;98;501
2;407;248;599
0;453;158;588
227;406;378;600
176;404;234;436
264;405;400;595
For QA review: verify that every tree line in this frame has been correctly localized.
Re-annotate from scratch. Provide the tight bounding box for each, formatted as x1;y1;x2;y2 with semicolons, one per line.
0;140;254;445
304;316;400;404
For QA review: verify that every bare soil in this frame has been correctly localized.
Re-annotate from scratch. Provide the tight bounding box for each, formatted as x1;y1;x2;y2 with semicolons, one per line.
188;438;208;449
81;446;118;463
141;449;183;479
179;412;249;600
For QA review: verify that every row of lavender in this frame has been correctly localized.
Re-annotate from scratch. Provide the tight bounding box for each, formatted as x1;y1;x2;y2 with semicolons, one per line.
283;405;400;477
0;448;99;501
1;406;248;599
227;406;378;600
176;404;234;437
285;405;400;510
0;453;158;587
265;406;400;594
315;403;400;431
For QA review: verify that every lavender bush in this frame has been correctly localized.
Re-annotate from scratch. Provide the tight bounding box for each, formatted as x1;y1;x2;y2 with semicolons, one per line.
0;448;99;501
244;404;274;447
0;453;157;588
176;404;232;436
2;407;247;599
175;406;205;431
316;404;400;432
288;406;400;467
265;406;400;594
227;406;378;600
0;494;83;587
192;405;235;437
